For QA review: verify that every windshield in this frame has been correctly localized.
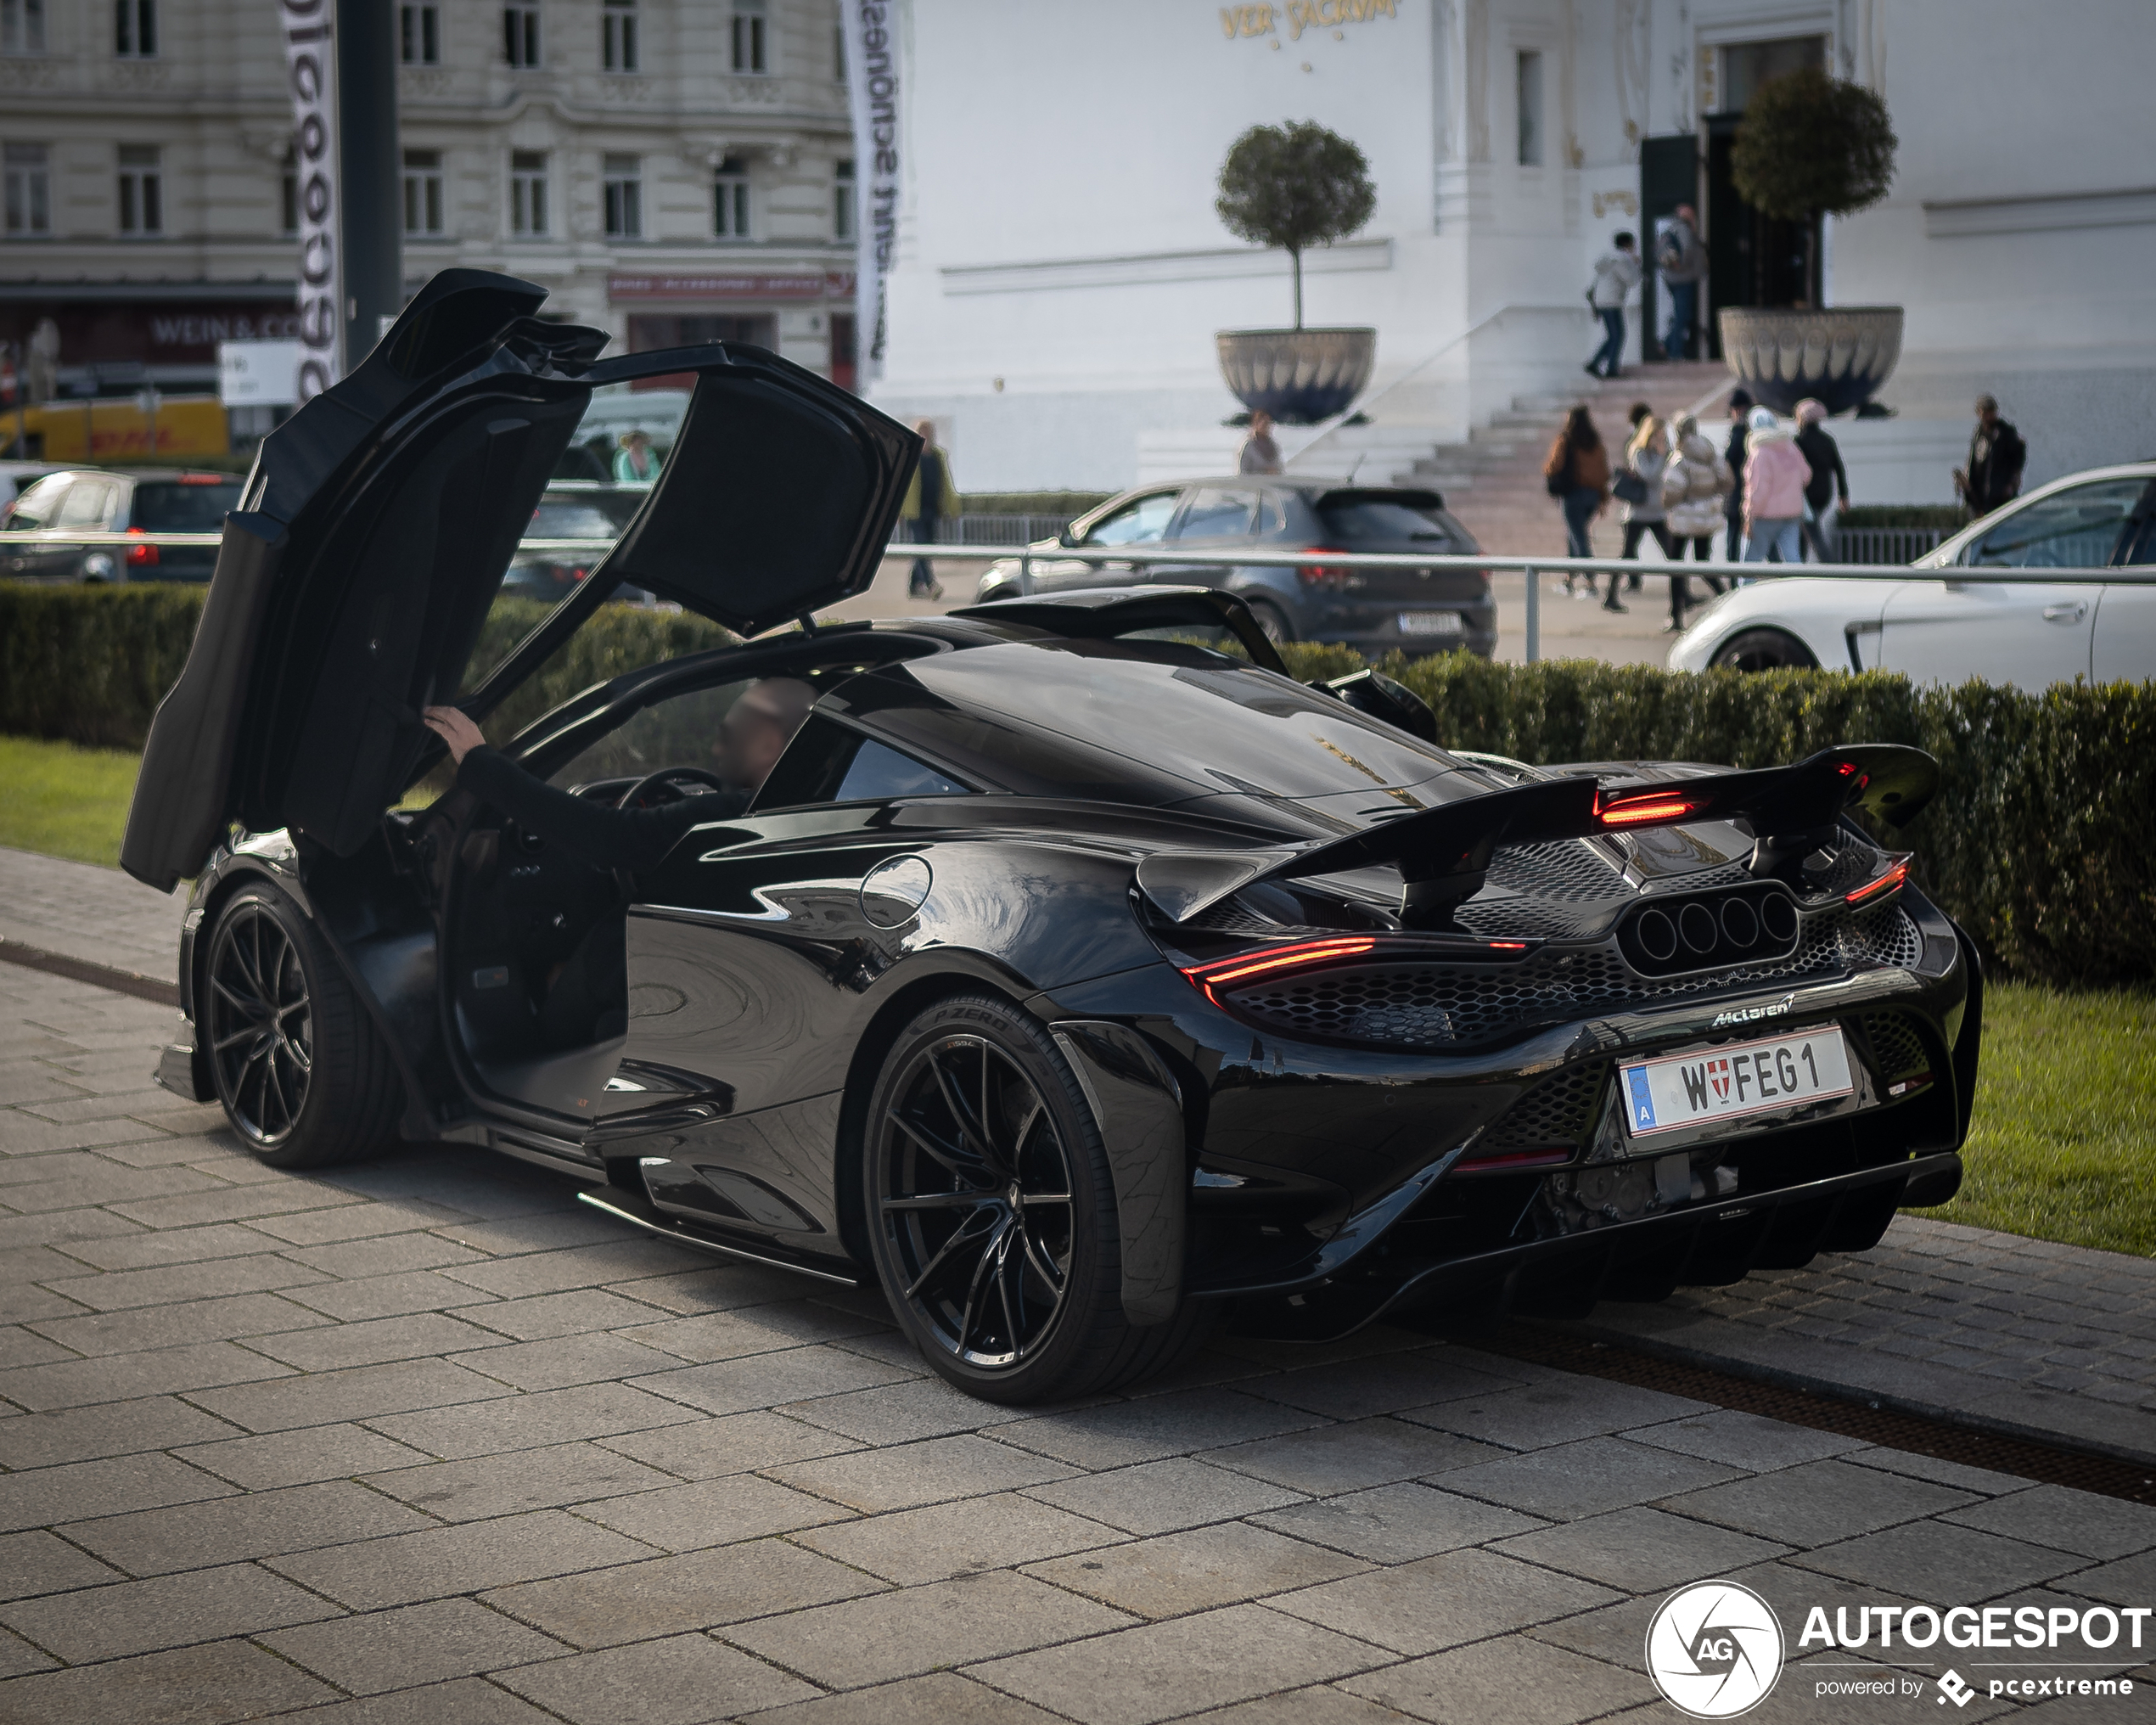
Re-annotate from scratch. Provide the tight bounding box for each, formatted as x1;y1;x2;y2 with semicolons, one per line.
131;480;245;532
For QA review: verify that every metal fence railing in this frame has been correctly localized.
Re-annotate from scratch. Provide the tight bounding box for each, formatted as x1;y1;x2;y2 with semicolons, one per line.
15;531;2148;665
1835;525;1953;565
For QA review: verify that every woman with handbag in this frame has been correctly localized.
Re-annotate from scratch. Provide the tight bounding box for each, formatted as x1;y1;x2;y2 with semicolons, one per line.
1543;406;1609;593
1608;416;1673;615
1660;412;1732;629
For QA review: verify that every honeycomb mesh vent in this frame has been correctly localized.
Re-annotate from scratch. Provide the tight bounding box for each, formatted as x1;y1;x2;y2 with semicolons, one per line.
1864;1010;1930;1080
1485;1061;1610;1149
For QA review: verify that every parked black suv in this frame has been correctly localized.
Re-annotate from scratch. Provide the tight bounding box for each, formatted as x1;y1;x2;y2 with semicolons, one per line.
976;480;1495;658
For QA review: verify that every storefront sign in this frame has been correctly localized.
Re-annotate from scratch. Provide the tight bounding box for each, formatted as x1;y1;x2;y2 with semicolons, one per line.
608;273;834;301
844;0;898;384
281;0;340;401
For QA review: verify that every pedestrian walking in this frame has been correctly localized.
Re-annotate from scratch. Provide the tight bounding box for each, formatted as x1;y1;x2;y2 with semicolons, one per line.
1740;407;1809;565
1238;408;1283;475
1722;389;1754;563
1793;398;1850;561
1542;405;1609;590
1622;402;1652;590
1952;394;2026;518
612;429;660;483
1585;233;1642;380
1655;205;1707;360
1612;415;1675;615
900;418;956;599
1661;411;1732;627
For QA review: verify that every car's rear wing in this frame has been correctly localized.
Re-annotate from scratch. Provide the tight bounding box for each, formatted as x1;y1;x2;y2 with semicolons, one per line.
1136;744;1938;927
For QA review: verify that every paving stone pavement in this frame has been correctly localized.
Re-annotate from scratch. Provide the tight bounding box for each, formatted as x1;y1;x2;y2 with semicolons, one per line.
1;960;2153;1720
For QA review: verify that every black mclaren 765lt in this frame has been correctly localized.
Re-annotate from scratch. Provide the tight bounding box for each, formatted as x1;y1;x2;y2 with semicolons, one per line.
121;272;1979;1405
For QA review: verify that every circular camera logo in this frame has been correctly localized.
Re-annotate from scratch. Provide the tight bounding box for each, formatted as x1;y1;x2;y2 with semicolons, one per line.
1645;1580;1785;1719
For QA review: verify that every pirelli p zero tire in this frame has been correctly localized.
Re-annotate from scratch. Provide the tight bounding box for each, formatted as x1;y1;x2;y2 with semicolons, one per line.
863;994;1209;1406
200;883;403;1169
1244;598;1294;644
1708;627;1819;671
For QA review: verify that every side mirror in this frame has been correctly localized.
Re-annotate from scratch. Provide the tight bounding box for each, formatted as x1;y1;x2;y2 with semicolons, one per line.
1314;668;1440;745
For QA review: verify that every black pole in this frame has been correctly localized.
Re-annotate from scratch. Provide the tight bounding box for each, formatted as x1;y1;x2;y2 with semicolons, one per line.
336;0;401;368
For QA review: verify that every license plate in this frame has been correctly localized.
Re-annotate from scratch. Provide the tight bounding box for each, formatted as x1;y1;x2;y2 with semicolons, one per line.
1620;1025;1854;1138
1399;610;1463;635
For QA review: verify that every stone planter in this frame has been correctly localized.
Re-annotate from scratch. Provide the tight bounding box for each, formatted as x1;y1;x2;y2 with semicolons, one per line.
1718;306;1903;416
1216;327;1376;425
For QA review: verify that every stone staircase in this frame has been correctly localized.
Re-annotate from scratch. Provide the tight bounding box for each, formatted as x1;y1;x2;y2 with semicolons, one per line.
1396;361;1734;556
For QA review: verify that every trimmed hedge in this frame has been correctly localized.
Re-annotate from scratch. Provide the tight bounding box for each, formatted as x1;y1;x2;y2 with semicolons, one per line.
3;586;2147;985
1837;504;1968;531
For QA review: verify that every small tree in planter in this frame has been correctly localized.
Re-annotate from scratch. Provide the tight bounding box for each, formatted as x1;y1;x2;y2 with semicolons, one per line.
1731;66;1896;303
1216;121;1376;329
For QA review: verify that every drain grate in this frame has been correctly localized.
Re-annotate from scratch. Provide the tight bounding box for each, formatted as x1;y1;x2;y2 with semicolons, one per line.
1479;1322;2156;1506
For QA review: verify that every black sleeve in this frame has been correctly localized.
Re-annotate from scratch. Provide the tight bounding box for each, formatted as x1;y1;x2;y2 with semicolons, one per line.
1830;437;1850;502
456;747;744;873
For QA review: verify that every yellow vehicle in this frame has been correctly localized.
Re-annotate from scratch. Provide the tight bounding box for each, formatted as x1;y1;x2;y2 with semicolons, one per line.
5;395;228;462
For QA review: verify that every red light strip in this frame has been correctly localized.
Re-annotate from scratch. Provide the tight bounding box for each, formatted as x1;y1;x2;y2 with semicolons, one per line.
1188;938;1377;987
1845;857;1911;905
1597;795;1704;827
1454;1147;1573;1172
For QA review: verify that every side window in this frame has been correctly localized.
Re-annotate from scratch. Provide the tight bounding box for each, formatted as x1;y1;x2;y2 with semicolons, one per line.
53;482;115;530
1171;486;1257;539
1256;492;1288;535
1964;480;2146;568
2118;481;2156;566
1081;492;1177;548
755;714;969;809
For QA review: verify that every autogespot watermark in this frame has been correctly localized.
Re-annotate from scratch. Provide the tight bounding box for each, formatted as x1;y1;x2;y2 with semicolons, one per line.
1644;1581;2152;1716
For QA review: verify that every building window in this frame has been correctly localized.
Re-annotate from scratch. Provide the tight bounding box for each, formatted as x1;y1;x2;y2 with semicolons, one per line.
510;149;547;235
118;143;161;235
1516;51;1543;166
833;22;844;81
115;0;155;56
3;0;48;55
399;3;438;65
280;147;298;234
713;156;750;239
602;0;636;70
834;158;854;242
730;0;764;73
503;3;539;68
603;153;641;239
402;148;443;235
4;143;50;235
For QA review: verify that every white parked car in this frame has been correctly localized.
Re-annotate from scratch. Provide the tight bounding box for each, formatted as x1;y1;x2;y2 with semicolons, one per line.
1668;462;2156;688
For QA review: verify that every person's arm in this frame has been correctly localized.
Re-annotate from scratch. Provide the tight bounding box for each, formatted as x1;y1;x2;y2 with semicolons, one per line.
1831;439;1850;505
424;708;738;873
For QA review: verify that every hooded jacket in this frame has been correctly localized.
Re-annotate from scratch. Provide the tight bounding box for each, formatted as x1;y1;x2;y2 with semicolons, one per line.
1662;428;1733;538
1741;422;1811;522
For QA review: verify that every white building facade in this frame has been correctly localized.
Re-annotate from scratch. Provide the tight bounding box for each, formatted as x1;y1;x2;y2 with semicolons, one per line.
0;0;860;405
872;0;2156;498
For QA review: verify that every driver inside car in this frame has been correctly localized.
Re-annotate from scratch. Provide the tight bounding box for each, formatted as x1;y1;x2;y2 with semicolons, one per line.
422;677;818;870
420;680;817;1050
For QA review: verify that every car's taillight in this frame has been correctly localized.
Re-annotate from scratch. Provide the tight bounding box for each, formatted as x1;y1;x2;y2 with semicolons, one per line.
1845;857;1911;905
1297;548;1353;588
1177;934;1530;1006
1452;1146;1572;1173
1596;789;1703;827
125;526;158;566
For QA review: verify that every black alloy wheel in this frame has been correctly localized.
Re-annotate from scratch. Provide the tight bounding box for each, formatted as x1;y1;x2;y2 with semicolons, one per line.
205;897;313;1148
1708;627;1819;671
864;995;1209;1404
200;885;402;1168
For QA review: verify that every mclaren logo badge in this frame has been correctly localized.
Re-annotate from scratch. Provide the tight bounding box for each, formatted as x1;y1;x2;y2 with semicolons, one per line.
1710;993;1796;1029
